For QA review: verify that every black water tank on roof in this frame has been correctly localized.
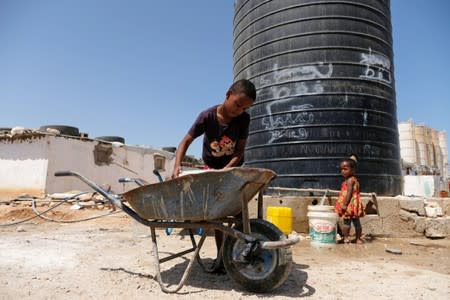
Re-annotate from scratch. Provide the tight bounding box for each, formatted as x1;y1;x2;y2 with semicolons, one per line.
233;0;401;195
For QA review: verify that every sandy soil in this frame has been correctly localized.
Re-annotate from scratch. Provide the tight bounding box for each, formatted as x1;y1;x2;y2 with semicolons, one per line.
0;204;449;300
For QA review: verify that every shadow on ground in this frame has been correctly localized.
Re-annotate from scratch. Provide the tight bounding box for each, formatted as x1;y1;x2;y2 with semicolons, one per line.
101;253;315;297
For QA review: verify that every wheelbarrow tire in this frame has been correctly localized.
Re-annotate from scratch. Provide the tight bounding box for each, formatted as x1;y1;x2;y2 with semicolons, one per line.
222;219;292;293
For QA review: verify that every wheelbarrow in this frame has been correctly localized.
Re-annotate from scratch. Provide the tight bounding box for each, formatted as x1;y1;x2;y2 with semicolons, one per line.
54;167;299;293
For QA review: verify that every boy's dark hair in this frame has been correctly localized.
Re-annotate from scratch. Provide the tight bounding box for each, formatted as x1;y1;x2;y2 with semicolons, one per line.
229;79;256;101
341;154;359;169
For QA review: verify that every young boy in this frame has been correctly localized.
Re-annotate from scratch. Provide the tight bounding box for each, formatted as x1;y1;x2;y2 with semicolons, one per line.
172;79;256;273
172;79;256;177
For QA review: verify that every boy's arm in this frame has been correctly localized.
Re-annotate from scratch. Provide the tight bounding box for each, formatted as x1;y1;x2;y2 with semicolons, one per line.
172;134;194;178
224;138;247;168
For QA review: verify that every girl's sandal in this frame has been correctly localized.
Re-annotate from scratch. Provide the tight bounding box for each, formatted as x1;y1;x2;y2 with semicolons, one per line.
344;239;350;244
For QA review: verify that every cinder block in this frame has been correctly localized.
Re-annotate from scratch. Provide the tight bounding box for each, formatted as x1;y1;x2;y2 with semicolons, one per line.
413;216;426;234
377;197;400;218
361;215;383;236
398;198;425;216
425;217;450;238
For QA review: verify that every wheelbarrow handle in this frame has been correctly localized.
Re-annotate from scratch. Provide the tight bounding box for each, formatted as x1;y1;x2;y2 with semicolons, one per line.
55;171;76;177
260;233;300;249
54;170;122;208
118;177;147;186
118;177;134;183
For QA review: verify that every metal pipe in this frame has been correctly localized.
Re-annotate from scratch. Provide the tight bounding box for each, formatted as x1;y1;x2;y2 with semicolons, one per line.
54;171;123;208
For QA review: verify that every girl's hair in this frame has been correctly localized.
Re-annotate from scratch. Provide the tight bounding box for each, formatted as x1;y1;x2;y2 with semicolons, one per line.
341;154;359;169
229;79;256;101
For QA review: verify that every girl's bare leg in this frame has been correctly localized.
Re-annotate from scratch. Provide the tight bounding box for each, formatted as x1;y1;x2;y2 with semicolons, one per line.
355;227;363;244
354;219;363;244
341;225;350;243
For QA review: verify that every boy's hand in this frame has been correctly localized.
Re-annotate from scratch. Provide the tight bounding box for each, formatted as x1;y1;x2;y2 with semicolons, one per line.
172;166;182;179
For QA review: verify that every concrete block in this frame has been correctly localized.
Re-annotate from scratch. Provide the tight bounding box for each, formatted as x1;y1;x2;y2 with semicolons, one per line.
422;198;450;215
444;199;450;216
425;217;449;238
424;206;444;218
361;215;383;236
397;210;426;234
413;216;426;234
398;198;425;216
398;209;415;222
380;212;424;238
377;197;399;218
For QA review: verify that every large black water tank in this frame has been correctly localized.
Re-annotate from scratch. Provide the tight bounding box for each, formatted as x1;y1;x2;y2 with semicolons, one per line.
234;0;401;195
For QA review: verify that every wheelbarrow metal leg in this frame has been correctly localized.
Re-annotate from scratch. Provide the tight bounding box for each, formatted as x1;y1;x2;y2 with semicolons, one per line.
159;247;197;264
257;191;263;219
150;227;207;293
157;227;205;263
241;181;269;233
241;193;251;234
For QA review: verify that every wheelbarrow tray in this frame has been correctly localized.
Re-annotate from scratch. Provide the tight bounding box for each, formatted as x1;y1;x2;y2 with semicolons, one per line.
122;167;276;221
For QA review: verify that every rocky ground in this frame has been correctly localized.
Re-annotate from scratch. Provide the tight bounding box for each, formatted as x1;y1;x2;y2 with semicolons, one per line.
0;203;449;299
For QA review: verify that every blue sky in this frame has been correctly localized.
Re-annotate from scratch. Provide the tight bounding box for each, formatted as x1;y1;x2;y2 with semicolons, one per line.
1;0;449;158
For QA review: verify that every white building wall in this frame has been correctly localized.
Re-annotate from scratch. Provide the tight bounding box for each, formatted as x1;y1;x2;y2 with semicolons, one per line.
403;175;441;197
0;135;49;199
0;134;176;200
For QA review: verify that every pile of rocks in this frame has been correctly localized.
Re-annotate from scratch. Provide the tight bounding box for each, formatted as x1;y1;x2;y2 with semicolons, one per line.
399;197;450;238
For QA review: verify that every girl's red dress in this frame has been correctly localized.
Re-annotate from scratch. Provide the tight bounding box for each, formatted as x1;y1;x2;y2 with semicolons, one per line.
335;176;365;219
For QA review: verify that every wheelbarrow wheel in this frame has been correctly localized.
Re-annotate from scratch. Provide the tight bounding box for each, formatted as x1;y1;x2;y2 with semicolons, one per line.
222;219;292;292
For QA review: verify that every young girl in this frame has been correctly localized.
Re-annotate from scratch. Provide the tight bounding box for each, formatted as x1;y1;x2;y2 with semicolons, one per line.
335;155;365;244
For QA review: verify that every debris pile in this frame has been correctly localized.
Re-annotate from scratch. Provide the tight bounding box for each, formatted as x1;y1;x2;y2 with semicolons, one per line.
399;197;449;238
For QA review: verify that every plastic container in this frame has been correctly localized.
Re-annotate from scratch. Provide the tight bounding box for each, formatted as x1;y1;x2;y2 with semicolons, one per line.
307;205;336;212
307;205;339;246
266;206;293;235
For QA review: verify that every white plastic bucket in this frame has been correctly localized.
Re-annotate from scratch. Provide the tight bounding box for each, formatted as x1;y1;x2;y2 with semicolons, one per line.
307;205;336;212
307;205;339;246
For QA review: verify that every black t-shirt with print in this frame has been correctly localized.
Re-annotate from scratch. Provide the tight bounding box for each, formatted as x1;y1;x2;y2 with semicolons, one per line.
188;105;250;169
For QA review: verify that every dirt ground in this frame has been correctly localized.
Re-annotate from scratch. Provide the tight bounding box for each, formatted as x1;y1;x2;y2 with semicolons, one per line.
0;203;449;300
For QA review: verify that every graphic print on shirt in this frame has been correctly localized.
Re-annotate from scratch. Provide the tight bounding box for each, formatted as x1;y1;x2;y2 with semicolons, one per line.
210;135;235;157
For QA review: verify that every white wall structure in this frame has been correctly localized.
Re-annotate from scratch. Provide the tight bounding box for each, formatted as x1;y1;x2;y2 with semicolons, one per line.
430;129;442;171
398;121;448;178
403;175;441;197
414;124;430;167
438;131;449;179
398;120;418;165
0;132;176;200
